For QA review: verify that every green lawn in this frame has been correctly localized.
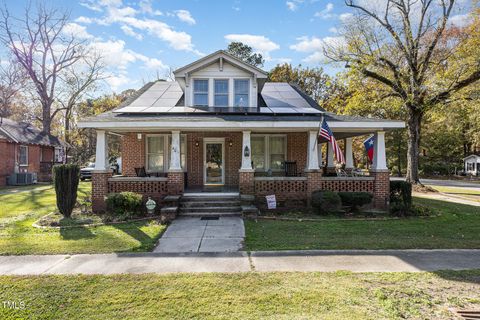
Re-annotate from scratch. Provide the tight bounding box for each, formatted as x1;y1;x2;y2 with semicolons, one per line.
0;271;478;319
0;182;166;255
427;185;480;203
245;197;480;250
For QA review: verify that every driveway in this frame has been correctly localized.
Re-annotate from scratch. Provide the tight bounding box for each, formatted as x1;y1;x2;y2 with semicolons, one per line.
154;216;245;253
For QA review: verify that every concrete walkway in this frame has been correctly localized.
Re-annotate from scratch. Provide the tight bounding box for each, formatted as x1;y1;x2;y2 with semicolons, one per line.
0;250;479;275
153;216;245;253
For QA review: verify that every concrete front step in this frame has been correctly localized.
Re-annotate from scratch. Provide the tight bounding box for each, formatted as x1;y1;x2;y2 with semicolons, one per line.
180;201;241;208
180;206;242;213
181;197;240;202
179;211;242;217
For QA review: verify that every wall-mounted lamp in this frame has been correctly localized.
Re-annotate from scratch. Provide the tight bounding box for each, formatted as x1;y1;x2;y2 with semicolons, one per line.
137;133;142;141
195;140;199;147
228;139;233;147
244;145;250;157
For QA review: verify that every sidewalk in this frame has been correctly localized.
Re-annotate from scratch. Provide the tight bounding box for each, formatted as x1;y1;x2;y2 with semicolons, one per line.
1;249;479;275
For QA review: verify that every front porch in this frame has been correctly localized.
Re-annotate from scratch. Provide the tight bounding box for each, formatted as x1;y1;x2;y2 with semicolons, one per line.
91;128;391;212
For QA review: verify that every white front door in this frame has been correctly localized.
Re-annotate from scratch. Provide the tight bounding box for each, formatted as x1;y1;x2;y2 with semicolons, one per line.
204;138;225;185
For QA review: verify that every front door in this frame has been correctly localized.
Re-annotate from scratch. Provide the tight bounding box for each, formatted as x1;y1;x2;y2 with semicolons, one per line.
204;139;225;185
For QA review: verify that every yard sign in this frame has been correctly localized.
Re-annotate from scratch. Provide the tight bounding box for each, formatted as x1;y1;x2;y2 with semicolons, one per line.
266;195;276;209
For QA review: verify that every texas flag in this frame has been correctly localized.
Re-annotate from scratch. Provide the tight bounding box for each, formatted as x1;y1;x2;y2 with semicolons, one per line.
364;136;375;162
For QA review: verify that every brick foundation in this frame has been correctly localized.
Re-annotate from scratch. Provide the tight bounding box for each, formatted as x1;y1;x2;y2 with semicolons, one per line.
167;171;184;195
371;170;390;209
239;170;254;195
108;178;168;204
92;171;112;213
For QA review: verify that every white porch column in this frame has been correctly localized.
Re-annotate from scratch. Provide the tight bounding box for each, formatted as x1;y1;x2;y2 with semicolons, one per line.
345;138;354;169
94;130;108;170
372;131;388;171
241;131;252;170
307;131;320;170
327;142;335;167
169;130;182;171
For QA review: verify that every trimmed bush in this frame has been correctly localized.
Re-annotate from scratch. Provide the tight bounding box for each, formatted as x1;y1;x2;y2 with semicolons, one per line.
53;164;80;218
106;192;143;220
338;192;373;213
390;181;412;216
311;190;341;215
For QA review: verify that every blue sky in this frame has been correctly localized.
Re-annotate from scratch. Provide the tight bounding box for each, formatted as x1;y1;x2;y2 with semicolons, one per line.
5;0;472;92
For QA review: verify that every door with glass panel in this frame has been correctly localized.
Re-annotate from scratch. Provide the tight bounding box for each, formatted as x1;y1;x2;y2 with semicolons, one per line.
204;139;224;185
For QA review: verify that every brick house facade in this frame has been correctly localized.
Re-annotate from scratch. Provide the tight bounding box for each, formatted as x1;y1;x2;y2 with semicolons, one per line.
0;119;64;186
79;50;404;212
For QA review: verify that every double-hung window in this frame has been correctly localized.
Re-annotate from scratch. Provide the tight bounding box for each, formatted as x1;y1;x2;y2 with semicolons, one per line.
234;79;249;107
214;79;229;106
251;135;286;171
146;135;187;172
193;79;208;106
19;146;28;166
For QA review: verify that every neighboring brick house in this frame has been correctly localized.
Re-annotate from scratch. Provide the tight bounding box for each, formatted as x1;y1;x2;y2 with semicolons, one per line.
78;50;404;212
0;118;64;186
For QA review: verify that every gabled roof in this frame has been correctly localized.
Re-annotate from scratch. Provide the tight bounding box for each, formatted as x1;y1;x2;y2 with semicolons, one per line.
173;50;268;78
464;154;480;161
0;118;64;147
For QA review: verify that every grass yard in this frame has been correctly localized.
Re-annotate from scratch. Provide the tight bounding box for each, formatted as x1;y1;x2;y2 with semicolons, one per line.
0;182;166;255
0;270;478;319
245;197;480;250
427;185;480;203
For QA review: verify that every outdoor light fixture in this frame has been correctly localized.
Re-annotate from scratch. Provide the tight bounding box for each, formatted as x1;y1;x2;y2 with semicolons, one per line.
146;197;156;215
228;139;233;147
244;146;250;157
137;133;142;140
195;140;199;147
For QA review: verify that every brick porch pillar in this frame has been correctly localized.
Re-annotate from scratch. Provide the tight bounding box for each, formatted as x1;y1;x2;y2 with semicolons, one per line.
239;170;255;195
371;131;389;210
92;171;111;212
306;170;322;205
167;172;184;195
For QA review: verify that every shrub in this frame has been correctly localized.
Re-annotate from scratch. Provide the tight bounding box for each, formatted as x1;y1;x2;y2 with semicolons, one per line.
311;190;341;215
338;192;373;213
390;181;412;216
53;164;80;218
106;192;143;220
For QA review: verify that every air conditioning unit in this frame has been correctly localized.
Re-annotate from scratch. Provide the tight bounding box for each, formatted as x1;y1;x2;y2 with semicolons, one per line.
7;173;38;186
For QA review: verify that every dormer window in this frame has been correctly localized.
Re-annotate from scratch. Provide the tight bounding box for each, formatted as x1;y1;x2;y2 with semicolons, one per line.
234;79;249;107
214;79;229;106
193;79;208;106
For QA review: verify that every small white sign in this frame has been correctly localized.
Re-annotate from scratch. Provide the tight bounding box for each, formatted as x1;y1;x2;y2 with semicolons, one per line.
266;194;276;209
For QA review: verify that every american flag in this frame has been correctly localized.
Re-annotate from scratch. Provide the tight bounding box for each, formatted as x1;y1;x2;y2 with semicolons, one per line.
319;118;345;164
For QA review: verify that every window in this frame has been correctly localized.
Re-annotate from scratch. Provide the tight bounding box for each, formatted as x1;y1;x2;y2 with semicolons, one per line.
251;137;266;170
269;136;286;170
146;136;165;172
234;79;249;107
214;79;229;106
19;146;28;166
146;135;187;172
193;79;208;106
251;135;286;171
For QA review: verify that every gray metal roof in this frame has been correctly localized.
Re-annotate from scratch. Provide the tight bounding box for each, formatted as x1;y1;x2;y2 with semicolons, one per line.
0;118;64;147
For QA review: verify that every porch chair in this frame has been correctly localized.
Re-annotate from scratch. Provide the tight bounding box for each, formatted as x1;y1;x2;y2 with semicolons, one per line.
134;167;150;177
335;168;349;177
284;161;298;177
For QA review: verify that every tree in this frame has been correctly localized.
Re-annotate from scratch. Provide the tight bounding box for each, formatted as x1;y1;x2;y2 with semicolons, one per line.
268;63;332;102
227;42;265;67
325;1;480;183
0;2;86;134
0;58;25;118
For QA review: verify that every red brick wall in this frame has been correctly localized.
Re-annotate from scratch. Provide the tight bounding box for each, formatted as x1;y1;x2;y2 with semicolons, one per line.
121;133;145;177
0;140;15;186
320;178;374;193
287;132;308;171
167;172;184;195
371;171;390;209
108;179;168;203
239;171;255;195
92;171;112;213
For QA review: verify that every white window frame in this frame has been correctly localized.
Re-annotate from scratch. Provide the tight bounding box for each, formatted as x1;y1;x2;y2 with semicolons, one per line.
214;78;229;106
193;79;209;106
19;145;28;166
234;78;250;107
251;134;287;172
145;134;187;173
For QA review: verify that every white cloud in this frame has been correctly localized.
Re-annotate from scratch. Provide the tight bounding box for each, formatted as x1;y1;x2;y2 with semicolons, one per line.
286;1;298;11
329;27;338;33
75;16;93;24
121;25;143;40
175;10;196;25
224;34;280;59
339;13;354;23
274;57;293;64
139;0;163;16
63;23;94;39
314;3;334;19
290;35;345;63
449;14;472;27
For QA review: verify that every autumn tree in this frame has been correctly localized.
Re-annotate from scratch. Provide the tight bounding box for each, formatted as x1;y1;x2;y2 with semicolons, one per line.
0;2;86;134
227;42;265;67
325;0;480;183
0;57;25;118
